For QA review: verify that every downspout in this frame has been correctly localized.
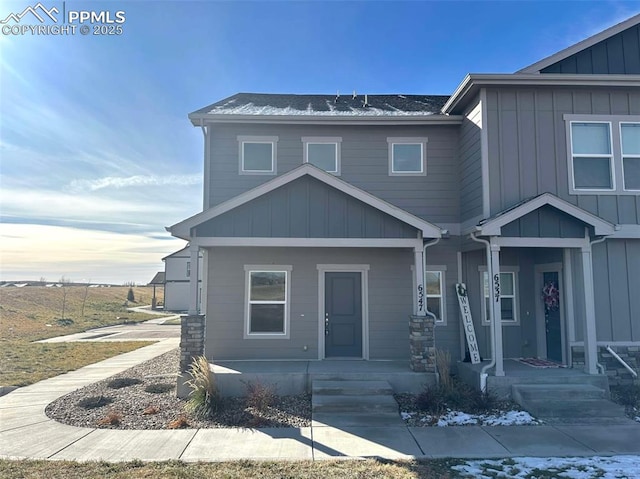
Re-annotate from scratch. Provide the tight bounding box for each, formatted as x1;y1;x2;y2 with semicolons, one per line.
470;232;495;392
589;235;607;375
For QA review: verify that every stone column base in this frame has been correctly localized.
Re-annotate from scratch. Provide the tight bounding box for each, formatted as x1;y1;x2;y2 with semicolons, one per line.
409;315;435;373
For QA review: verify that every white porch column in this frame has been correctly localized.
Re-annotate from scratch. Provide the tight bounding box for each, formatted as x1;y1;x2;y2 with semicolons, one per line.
188;243;200;316
580;244;598;374
490;240;504;376
414;246;426;316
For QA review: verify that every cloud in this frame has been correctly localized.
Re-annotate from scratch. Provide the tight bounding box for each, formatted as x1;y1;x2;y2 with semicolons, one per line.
68;174;201;192
0;223;186;284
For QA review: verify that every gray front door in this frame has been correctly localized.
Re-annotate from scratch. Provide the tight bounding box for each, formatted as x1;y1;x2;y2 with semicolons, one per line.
325;272;362;358
543;271;562;363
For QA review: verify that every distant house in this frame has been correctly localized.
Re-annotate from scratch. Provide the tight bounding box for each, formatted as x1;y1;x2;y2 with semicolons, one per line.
162;246;203;312
169;15;640;395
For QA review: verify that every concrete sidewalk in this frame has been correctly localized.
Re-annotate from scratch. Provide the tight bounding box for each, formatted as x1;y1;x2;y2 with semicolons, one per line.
1;340;639;462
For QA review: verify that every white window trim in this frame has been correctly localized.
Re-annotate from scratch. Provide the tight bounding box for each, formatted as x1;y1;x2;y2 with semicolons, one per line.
410;264;447;325
478;265;520;326
387;137;428;176
620;122;640;192
564;115;640;195
302;137;342;175
238;135;278;175
243;265;292;339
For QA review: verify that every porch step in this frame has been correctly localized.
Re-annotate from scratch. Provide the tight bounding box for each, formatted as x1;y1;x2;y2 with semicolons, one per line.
512;383;625;421
312;379;404;427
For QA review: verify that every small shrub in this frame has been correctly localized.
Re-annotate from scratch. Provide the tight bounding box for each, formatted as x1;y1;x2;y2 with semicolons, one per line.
167;414;189;429
416;385;447;415
611;384;640;407
127;287;135;302
145;383;174;394
435;349;452;390
107;377;142;389
143;405;160;415
55;318;74;326
184;355;219;417
78;395;113;409
97;410;122;426
244;380;276;411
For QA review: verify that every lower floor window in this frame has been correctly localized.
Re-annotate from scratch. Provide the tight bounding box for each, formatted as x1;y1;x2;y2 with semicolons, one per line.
245;267;291;337
482;269;518;324
426;270;444;323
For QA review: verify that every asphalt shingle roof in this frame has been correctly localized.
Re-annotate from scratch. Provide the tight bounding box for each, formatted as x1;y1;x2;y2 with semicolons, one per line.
192;93;450;116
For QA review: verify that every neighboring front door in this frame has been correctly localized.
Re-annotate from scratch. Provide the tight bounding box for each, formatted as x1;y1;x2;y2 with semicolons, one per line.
325;272;362;358
542;271;562;363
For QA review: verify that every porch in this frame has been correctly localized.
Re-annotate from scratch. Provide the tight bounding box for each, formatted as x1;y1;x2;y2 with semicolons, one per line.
209;359;436;397
457;358;610;400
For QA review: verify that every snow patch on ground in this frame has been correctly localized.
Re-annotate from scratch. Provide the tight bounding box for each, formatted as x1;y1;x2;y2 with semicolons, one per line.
454;455;640;479
400;409;540;427
207;103;435;116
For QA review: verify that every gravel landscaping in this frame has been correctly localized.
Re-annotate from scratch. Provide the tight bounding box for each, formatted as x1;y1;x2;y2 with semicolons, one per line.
45;349;311;429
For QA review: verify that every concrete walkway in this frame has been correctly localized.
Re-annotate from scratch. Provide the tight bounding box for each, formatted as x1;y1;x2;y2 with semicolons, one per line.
1;339;639;462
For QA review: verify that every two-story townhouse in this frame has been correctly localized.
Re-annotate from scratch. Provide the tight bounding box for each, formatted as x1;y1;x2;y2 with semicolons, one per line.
170;14;640;397
162;246;203;312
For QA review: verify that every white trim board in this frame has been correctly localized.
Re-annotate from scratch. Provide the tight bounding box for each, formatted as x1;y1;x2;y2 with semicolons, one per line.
191;237;423;248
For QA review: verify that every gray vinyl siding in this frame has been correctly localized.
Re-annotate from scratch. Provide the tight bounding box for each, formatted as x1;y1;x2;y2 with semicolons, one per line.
500;205;587;238
541;25;640;74
459;97;483;222
207;123;460;224
195;176;418;239
485;87;640;225
204;247;415;360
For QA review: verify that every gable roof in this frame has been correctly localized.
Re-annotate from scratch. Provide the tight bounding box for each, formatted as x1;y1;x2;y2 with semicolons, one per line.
169;164;444;240
518;13;640;74
188;93;463;125
476;193;616;237
162;246;189;261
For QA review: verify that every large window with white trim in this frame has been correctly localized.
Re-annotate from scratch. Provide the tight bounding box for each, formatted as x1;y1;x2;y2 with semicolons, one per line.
480;267;519;325
244;266;291;338
388;137;427;176
565;116;640;194
238;136;278;174
303;137;341;174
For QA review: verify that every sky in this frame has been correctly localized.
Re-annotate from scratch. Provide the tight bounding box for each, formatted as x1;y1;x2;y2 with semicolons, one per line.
1;0;639;285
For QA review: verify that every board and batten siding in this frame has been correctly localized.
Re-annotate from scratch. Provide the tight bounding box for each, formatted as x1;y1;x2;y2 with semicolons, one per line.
541;24;640;74
195;176;418;239
459;96;483;222
485;87;640;225
203;247;418;360
206;124;460;224
570;239;640;343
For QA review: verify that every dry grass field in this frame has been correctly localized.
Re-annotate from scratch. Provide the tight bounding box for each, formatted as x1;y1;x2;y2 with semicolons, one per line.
0;286;166;387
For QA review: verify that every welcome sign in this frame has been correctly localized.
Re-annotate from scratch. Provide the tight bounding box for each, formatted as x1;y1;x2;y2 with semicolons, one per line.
455;283;481;364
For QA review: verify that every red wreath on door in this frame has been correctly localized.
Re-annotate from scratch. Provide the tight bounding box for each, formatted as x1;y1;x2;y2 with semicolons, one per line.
542;281;559;312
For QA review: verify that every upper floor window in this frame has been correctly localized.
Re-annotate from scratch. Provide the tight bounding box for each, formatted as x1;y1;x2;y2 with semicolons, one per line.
565;115;640;194
238;136;278;175
621;123;640;191
388;137;427;176
302;137;341;175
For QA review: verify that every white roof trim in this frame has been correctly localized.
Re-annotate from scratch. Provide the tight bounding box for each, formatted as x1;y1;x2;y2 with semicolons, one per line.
477;193;616;236
518;14;640;73
442;74;640;114
189;114;463;126
170;164;443;240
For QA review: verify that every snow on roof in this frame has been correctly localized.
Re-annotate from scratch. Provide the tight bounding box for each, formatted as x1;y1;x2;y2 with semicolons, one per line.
193;93;449;117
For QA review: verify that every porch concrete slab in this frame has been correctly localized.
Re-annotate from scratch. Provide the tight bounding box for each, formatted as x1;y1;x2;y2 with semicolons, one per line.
0;420;94;459
409;426;510;458
180;428;313;461
312;412;405;428
482;426;596;456
212;361;309;374
51;429;197;461
554;424;640;454
0;406;49;432
312;426;422;459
